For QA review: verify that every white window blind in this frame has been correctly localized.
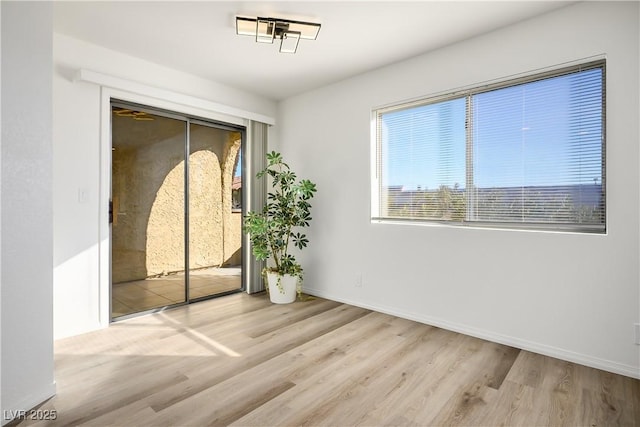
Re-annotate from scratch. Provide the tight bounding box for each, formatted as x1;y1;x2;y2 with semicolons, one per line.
375;61;605;232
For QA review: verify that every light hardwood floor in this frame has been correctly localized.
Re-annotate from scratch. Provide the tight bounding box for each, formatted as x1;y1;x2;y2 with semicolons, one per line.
17;293;640;426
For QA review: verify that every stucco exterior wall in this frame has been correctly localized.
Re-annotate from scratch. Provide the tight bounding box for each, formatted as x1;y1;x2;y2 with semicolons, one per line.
222;133;242;266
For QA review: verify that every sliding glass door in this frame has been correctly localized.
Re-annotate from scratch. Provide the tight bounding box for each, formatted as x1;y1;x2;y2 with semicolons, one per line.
187;122;243;300
110;103;244;320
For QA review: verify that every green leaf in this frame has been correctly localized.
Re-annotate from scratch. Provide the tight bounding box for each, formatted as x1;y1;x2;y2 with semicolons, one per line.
243;151;317;275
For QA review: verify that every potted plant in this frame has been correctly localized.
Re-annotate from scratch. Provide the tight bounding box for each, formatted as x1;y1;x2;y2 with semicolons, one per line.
244;151;317;303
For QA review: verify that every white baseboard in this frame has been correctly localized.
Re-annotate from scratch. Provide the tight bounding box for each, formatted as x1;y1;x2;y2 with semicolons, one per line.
1;382;56;426
305;287;640;380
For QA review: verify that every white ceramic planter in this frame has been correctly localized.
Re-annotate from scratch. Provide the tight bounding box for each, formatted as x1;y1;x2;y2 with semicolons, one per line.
266;272;297;304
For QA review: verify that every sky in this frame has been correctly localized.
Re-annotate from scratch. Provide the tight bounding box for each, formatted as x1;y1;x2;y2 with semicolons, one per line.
235;150;242;178
381;67;603;191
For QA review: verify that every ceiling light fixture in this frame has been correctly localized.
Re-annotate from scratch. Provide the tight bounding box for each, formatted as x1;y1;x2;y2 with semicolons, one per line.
113;108;155;121
236;16;320;54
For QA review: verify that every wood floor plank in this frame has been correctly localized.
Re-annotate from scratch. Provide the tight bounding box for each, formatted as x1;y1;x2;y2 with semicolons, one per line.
279;320;433;426
75;400;157;427
229;314;423;426
146;302;370;413
148;311;397;426
152;313;393;426
355;324;470;425
425;342;521;426
14;293;640;427
473;379;537;427
376;334;489;426
571;386;635;426
486;344;521;390
314;325;452;426
407;339;505;426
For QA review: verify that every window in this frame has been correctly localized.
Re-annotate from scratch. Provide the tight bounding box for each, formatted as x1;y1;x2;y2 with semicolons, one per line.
374;61;605;233
232;150;242;212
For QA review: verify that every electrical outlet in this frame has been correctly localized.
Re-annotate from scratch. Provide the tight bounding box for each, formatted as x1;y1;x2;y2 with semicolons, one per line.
635;323;640;345
355;273;363;288
78;188;89;204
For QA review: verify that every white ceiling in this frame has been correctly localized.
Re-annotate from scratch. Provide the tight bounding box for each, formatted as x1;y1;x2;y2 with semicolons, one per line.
53;1;575;101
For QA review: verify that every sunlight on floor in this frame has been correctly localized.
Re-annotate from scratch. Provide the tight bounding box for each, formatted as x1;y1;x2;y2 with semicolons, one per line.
57;309;242;358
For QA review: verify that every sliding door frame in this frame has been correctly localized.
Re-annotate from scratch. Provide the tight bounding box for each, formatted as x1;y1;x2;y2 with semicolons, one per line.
99;85;270;327
109;100;247;320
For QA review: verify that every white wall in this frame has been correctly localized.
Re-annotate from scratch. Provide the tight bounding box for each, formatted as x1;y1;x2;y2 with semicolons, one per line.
275;1;640;378
53;33;277;339
1;2;56;423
